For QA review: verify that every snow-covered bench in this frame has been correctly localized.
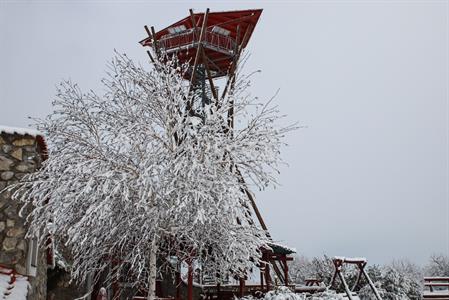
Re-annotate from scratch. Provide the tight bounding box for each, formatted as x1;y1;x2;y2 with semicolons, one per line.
424;278;449;300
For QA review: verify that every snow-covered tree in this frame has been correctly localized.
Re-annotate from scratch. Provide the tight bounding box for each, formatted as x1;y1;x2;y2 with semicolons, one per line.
425;254;449;277
359;266;422;300
10;53;294;299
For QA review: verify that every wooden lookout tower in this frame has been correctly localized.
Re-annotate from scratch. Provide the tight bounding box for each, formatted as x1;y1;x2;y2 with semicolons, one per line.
139;8;296;300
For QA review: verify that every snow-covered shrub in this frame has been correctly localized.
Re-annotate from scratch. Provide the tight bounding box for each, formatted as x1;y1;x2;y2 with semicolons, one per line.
425;254;449;276
308;290;345;300
237;288;344;300
237;287;299;300
358;266;421;300
264;286;305;300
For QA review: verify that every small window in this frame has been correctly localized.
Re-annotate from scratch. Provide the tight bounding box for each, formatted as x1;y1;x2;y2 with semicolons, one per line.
168;25;187;34
211;26;230;36
26;236;39;276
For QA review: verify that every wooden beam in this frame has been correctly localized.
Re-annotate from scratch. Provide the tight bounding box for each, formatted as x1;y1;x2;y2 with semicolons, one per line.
239;278;245;297
189;8;209;85
175;270;181;300
187;259;194;300
146;50;155;63
282;255;289;286
212;15;255;30
189;9;198;39
150;26;160;59
205;55;223;70
265;261;271;291
144;25;151;37
234;165;269;233
338;271;354;300
361;267;382;300
201;47;219;103
235;25;241;53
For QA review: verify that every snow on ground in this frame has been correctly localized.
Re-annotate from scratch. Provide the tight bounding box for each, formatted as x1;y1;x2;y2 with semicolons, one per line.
238;286;351;300
0;269;29;299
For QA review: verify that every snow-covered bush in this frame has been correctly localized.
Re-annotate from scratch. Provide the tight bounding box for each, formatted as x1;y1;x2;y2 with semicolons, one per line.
9;53;294;296
237;287;344;300
308;290;344;300
425;254;449;277
358;266;421;300
264;286;305;300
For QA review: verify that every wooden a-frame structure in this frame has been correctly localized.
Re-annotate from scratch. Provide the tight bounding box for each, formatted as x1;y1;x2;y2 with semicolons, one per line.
330;257;382;300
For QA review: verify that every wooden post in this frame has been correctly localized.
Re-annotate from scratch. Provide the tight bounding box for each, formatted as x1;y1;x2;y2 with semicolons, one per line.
187;259;194;300
351;262;363;291
217;283;221;300
265;261;271;291
189;8;209;85
330;260;339;288
189;9;197;37
282;255;289;286
150;26;160;59
337;271;354;300
361;267;382;300
175;268;181;300
239;277;245;297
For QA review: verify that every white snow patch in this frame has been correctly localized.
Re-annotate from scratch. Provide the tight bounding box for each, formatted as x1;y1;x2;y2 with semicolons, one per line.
0;125;42;137
332;257;367;263
0;270;29;299
238;287;349;300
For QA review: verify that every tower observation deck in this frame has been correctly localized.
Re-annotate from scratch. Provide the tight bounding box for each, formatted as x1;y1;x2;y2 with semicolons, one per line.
139;9;262;80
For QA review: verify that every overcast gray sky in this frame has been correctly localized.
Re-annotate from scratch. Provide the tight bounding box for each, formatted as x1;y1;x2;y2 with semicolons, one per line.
1;0;448;265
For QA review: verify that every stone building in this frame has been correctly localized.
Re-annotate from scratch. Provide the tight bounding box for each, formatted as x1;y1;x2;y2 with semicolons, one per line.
0;126;48;299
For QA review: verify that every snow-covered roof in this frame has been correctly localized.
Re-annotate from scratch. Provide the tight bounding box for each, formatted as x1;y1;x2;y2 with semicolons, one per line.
266;242;296;255
0;267;29;299
0;125;48;160
0;125;43;137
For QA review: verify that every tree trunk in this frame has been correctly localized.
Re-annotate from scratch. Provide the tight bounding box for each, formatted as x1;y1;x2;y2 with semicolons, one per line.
147;241;158;300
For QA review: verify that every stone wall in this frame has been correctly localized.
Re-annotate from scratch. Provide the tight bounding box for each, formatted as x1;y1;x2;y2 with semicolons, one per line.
0;132;47;299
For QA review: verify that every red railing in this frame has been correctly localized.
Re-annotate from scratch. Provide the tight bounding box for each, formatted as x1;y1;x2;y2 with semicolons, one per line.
159;29;236;55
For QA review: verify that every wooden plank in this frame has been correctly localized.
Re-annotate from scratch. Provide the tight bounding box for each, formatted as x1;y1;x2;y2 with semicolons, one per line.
426;278;449;281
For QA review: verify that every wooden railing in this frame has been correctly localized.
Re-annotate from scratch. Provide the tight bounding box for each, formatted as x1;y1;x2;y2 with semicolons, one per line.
424;277;449;300
159;29;236;55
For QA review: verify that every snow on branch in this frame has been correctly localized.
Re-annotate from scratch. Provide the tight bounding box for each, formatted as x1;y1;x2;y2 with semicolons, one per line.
9;52;296;292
